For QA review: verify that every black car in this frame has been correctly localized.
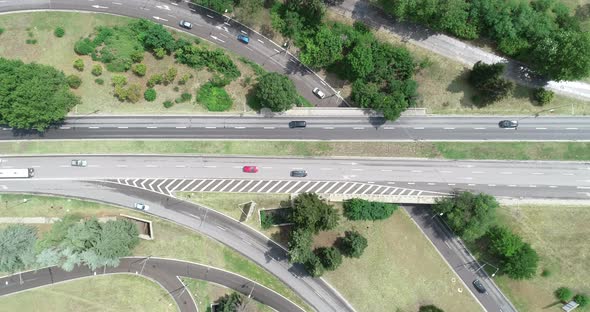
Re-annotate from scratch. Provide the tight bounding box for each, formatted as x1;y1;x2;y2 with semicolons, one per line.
498;120;518;129
473;279;487;294
289;121;307;128
290;170;308;177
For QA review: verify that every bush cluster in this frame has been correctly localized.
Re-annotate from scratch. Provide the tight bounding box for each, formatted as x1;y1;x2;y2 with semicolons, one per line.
91;64;103;76
343;199;398;221
196;82;233;112
533;88;554;106
144;88;157;102
486;226;539;279
66;75;82;89
54;27;65;38
175;92;192;104
468;62;514;106
175;42;241;79
132;63;147;77
163;100;174;108
73;59;85;71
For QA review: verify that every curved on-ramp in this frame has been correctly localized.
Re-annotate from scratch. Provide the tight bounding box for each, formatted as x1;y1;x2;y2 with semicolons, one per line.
0;257;305;312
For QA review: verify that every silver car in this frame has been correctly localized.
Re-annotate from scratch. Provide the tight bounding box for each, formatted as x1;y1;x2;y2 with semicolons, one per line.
71;159;87;167
134;203;149;211
312;87;326;99
179;20;192;29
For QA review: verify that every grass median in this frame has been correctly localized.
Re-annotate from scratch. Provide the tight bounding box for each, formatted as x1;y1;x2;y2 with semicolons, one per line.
2;140;590;161
0;194;310;311
0;274;176;312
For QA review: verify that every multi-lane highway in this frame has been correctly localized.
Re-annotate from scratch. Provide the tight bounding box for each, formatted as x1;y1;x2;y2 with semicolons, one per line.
3;116;590;141
1;155;589;199
0;257;305;312
0;0;344;107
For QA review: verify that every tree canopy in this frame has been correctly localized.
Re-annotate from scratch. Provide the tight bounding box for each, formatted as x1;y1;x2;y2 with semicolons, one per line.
339;230;368;258
433;191;498;241
0;58;80;131
0;224;37;272
252;72;299;112
291;193;339;233
468;61;514;105
343;198;398;221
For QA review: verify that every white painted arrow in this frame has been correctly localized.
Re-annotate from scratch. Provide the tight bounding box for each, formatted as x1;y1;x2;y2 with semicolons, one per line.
91;5;108;9
156;5;171;10
152;16;169;22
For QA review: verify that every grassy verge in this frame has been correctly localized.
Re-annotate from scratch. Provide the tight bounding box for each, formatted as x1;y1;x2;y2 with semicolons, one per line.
2;140;590;161
0;12;257;115
326;11;590;116
0;194;310;311
182;278;274;312
0;274;176;311
492;204;590;312
186;193;482;311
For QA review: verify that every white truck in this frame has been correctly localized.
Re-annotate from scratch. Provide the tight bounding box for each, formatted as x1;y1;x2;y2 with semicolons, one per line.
0;168;35;178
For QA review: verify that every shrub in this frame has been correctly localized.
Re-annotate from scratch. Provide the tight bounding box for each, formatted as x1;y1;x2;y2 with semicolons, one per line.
106;57;132;72
173;86;180;92
178;74;190;85
574;294;589;307
163;67;177;85
147;74;163;88
154;47;166;59
175;92;192;103
74;38;95;55
210;74;231;87
111;75;127;87
54;27;65;38
533;88;554;106
316;247;342;271
541;269;551;277
343;198;398;221
130;51;144;63
126;84;141;103
304;253;325;277
73;59;85;71
196;82;233;111
144;88;157;102
163;100;174;108
419;305;445;312
555;287;573;302
66;75;82;89
91;64;103;76
339;231;368;258
95;78;104;85
132;63;147;77
0;27;4;35
260;211;274;229
114;85;128;101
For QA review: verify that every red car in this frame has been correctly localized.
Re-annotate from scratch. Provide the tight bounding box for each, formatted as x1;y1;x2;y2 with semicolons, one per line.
243;166;259;173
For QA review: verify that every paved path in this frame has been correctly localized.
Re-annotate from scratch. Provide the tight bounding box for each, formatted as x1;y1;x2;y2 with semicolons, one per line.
4;115;590;141
404;205;517;312
333;0;590;101
0;257;305;312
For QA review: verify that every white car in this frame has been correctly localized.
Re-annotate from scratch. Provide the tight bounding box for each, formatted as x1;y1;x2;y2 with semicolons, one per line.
134;203;149;211
179;20;192;29
71;159;87;167
312;87;326;99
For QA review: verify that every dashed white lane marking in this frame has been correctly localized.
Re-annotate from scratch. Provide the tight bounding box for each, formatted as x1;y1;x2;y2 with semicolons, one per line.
443;127;455;130
116;165;128;168
468;183;476;186
59;165;69;168
440;170;452;173
508;184;517;187
146;165;157;168
245;47;254;51
257;39;264;44
563;173;574;176
117;126;128;129
381;169;392;172
89;126;100;129
234;126;246;129
264;127;275;129
427;182;436;185
2;128;12;130
261;166;272;169
566;128;578;130
488;184;496;187
147;126;157;129
320;168;333;170
531;172;544;175
471;171;484;174
413;127;424;130
175;126;186;129
218;32;228;38
216;225;227;231
31;165;41;168
383;126;395;130
112;2;122;5
407;182;415;185
474;127;486;130
273;48;280;53
448;183;456;186
549;185;557;188
60;126;71;129
536;127;547;130
205;126;216;129
529;185;537;188
464;177;473;180
241;30;248;34
206;14;214;18
411;170;422;173
500;172;512;174
353;127;364;130
323;127;334;129
387;182;395;184
578;186;590;189
351;168;363;171
175;165;186;168
204;165;217;168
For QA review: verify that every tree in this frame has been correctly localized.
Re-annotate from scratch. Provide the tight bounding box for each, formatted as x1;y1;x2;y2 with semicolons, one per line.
288;228;313;263
339;231;368;258
0;58;80;131
433;191;498;241
144;88;157;101
132;63;147;76
468;61;513;104
299;26;343;68
419;305;445;312
36;247;62;267
304;253;325;277
533;88;554;105
0;224;37;272
111;75;127;87
555;287;573;302
574;294;589;307
253;72;298;112
291;193;339;233
217;292;243;312
37;214;82;250
343;198;398;221
345;41;374;80
63;218;102;253
66;75;82;89
529;29;590;80
502;243;539;279
54;27;65;38
192;0;234;13
316;247;342;271
131;19;176;53
94;220;140;263
487;226;524;258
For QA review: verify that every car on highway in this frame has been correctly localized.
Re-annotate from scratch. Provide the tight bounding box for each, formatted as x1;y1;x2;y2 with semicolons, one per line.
71;159;87;167
289;121;307;128
243;166;259;173
498;120;518;129
312;87;326;99
237;34;250;44
134;203;149;211
290;170;307;177
179;20;193;29
472;279;487;294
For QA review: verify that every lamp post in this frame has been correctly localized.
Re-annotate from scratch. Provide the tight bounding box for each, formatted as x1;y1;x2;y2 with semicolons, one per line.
474;261;499;277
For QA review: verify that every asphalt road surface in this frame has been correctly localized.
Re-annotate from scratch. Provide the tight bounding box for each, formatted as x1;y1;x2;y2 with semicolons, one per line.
0;257;305;312
0;0;345;107
3;116;590;141
1;155;589;199
0;179;355;312
335;0;590;101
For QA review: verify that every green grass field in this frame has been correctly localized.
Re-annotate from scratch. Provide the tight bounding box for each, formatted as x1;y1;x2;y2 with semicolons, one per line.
0;12;256;115
493;204;590;312
0;194;310;311
2;140;590;161
0;274;176;312
187;193;482;312
182;278;275;312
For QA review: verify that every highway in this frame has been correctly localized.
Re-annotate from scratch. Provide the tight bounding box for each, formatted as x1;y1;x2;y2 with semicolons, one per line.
0;257;305;312
0;0;345;107
1;155;589;199
3;116;590;141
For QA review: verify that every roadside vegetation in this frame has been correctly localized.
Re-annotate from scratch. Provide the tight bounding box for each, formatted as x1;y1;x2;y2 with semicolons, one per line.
185;192;482;311
0;194;309;310
0;275;176;312
182;278;275;312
